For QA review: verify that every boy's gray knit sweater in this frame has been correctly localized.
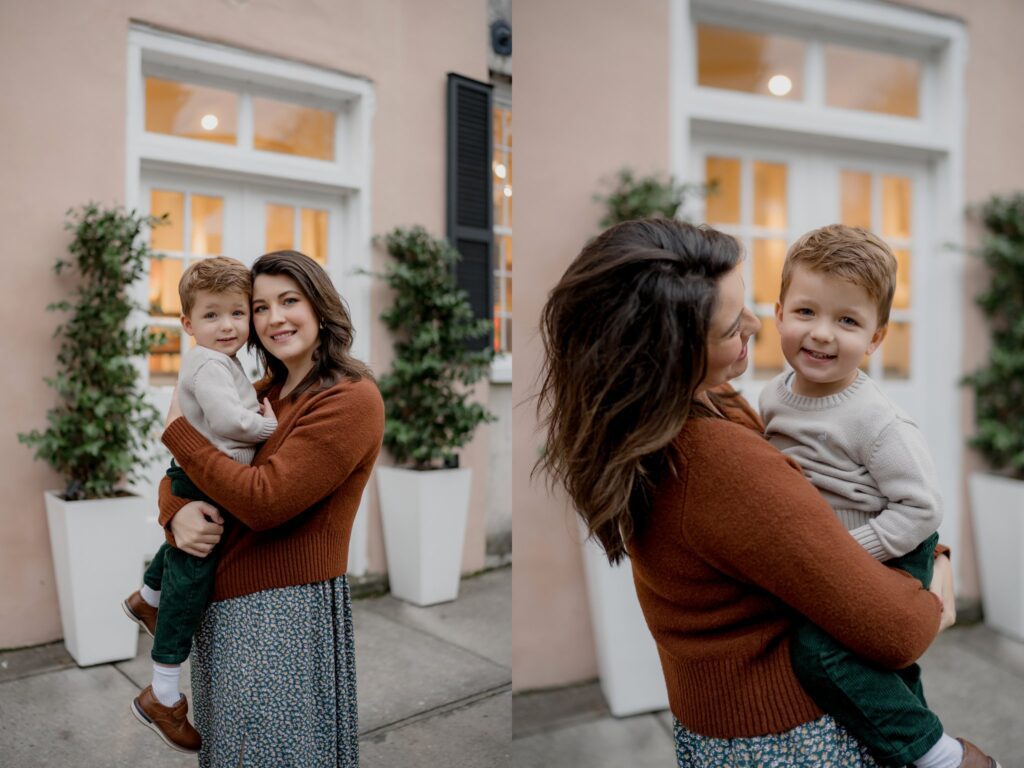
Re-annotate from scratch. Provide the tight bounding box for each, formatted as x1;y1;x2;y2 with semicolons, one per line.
178;346;277;465
759;370;941;562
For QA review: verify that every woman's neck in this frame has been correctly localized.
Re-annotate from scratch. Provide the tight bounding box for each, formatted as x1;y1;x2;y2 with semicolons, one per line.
280;357;315;398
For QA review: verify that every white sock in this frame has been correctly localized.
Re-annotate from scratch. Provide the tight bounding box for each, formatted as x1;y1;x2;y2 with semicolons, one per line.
151;664;182;707
914;734;963;768
140;585;160;608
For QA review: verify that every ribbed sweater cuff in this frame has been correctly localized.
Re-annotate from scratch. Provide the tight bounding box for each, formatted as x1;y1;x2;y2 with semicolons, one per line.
850;524;891;561
257;417;278;441
162;417;210;461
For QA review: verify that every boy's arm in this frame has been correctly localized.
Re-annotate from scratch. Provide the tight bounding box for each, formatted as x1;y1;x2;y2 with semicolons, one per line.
853;418;942;561
191;359;277;444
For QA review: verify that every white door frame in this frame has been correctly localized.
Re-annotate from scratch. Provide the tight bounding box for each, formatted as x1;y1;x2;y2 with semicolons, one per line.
672;0;967;571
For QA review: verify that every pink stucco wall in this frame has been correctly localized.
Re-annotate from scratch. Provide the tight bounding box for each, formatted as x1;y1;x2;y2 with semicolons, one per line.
0;0;489;649
511;0;671;691
512;0;1024;691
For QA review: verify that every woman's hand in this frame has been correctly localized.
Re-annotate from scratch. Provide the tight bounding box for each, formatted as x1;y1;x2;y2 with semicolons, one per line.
169;500;224;558
929;554;956;632
165;385;183;429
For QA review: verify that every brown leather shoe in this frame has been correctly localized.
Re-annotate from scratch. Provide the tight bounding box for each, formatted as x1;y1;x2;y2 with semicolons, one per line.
958;738;1002;768
131;685;201;753
122;591;158;637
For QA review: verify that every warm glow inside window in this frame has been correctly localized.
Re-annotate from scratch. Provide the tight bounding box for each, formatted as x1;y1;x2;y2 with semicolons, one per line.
697;24;805;101
145;77;238;145
264;203;329;265
826;45;920;118
253;97;335;161
492;102;512;354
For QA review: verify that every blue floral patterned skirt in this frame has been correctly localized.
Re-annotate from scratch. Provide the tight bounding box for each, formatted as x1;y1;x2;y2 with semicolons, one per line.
674;714;881;767
190;575;358;767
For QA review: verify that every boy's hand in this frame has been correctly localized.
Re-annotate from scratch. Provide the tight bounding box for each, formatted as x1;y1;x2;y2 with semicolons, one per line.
929;554;956;632
261;397;276;421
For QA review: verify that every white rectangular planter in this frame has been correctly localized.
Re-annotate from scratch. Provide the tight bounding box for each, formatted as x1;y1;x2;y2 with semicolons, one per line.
969;473;1024;642
376;466;471;606
44;491;149;666
580;536;669;717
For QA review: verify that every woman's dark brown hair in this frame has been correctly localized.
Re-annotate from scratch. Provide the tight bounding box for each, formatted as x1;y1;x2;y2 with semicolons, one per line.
250;250;373;398
536;218;741;564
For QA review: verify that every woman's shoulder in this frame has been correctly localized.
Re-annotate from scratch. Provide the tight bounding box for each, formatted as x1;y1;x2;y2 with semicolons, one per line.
301;376;384;421
677;411;795;478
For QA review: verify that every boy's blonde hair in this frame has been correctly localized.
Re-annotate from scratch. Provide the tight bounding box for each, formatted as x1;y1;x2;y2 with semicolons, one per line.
178;256;252;317
780;224;897;326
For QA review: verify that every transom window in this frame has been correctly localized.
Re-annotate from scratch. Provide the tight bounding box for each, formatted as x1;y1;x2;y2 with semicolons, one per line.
696;21;923;119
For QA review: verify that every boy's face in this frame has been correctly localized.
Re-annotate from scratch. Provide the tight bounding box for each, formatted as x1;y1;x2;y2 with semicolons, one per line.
774;266;887;397
181;289;250;357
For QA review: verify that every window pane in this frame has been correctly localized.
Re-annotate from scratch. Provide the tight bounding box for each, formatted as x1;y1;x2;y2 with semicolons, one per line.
148;326;182;387
753;161;787;229
253;97;335;160
752;239;787;305
705;157;741;225
825;45;919;118
265;204;294;252
882;322;911;379
840;171;872;230
752;314;785;379
893;248;911;310
882;176;912;240
300;208;328;265
697;24;805;100
145;77;238;145
150;190;184;253
149;258;183;317
191;195;224;255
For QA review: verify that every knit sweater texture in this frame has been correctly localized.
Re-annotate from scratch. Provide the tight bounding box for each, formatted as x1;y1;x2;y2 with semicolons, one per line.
177;346;277;464
630;390;942;738
159;375;384;602
759;371;941;561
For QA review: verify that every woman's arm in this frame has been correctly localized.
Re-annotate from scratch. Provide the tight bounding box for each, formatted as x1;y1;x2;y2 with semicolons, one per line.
683;421;942;669
161;380;384;532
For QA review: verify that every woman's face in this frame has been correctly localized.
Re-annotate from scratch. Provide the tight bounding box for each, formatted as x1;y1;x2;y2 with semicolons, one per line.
251;273;320;372
698;264;760;392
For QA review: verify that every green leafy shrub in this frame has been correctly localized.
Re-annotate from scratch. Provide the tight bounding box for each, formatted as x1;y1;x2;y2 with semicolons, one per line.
963;193;1024;478
19;204;165;500
595;168;712;227
370;226;494;469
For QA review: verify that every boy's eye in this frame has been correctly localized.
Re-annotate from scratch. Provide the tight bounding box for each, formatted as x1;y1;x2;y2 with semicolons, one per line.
232;310;246;317
795;308;813;316
839;316;858;326
204;313;216;320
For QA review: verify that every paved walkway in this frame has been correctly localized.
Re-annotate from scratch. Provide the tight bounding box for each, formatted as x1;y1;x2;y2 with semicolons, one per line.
0;567;511;768
513;622;1024;767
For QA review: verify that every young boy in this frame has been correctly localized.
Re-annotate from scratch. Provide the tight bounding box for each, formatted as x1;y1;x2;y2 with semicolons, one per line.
759;224;1000;768
122;256;276;754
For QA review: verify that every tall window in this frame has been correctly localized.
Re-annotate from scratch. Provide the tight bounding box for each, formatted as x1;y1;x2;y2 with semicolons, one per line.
492;97;512;355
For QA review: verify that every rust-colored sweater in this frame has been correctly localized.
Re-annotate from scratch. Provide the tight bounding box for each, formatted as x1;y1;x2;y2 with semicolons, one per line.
630;392;943;738
158;376;384;602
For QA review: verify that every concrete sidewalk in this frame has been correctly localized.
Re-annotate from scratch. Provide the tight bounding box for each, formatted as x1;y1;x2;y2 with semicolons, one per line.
0;567;510;768
512;622;1024;767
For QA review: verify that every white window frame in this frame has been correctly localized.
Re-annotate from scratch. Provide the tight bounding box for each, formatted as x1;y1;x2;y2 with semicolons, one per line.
671;0;967;573
125;24;375;367
125;25;376;576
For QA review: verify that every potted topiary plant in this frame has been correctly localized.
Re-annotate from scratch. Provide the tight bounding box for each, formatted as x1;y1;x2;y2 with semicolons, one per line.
577;171;711;716
19;203;164;665
369;226;494;605
964;192;1024;642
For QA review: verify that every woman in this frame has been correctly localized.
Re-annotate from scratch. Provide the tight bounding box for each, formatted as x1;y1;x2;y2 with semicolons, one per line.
537;219;955;766
158;250;383;767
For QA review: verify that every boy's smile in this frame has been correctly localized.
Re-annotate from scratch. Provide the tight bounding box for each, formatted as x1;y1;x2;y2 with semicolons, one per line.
775;266;887;398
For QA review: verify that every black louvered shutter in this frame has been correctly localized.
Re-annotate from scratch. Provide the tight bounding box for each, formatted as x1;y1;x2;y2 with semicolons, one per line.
447;73;493;351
